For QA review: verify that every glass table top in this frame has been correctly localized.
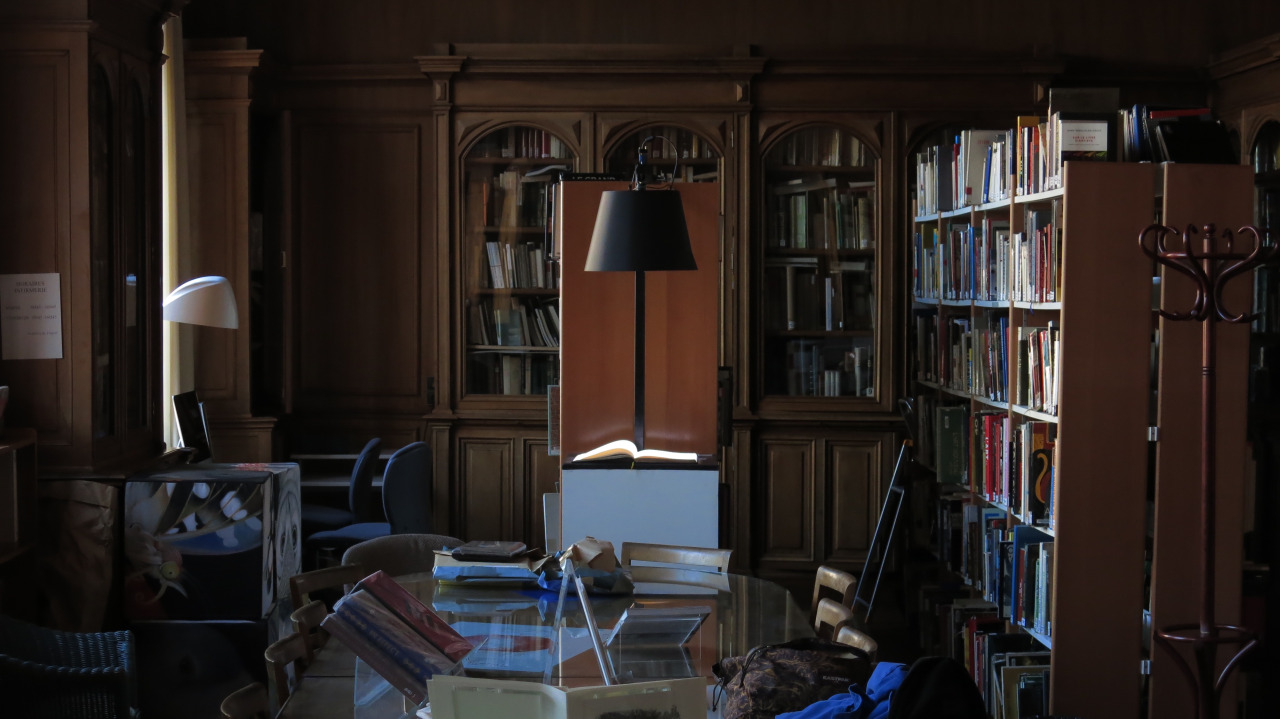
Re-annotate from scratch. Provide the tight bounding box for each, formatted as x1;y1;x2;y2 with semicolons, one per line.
284;569;812;719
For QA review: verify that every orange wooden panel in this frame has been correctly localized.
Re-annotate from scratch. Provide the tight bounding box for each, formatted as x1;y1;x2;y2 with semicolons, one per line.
559;181;720;459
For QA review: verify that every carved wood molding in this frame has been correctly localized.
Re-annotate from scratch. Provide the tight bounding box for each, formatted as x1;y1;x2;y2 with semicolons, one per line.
185;49;264;73
1209;32;1280;80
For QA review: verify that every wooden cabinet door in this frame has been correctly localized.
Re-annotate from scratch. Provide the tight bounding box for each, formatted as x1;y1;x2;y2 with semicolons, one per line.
755;428;891;588
453;425;556;546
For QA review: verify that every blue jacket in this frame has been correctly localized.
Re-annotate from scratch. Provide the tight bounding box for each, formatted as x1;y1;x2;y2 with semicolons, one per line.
776;662;910;719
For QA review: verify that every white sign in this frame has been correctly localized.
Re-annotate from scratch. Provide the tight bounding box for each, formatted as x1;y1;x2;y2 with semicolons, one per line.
1;273;64;360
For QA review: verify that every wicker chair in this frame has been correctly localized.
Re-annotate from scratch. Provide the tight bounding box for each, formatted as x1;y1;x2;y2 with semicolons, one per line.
0;614;137;719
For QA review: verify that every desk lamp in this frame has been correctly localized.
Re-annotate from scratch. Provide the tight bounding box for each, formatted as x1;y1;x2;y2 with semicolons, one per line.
584;138;696;449
162;275;238;329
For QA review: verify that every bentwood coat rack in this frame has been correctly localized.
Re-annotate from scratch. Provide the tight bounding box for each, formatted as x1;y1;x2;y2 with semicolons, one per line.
1139;222;1271;719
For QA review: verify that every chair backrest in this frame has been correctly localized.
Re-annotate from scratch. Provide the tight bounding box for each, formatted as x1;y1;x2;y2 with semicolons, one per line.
287;563;367;612
810;565;858;623
381;442;434;534
340;533;462;578
835;624;879;664
263;632;309;708
348;437;382;521
220;682;269;719
619;542;732;572
814;596;856;640
290;599;330;663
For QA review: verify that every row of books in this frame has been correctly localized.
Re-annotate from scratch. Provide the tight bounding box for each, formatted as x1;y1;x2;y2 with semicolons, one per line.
471;126;571;161
768;179;876;250
769;127;873;168
913;311;1060;417
780;339;874;397
481;240;556;290
937;502;1056;635
466;168;556;231
914;111;1110;218
957;603;1052;718
934;406;1057;525
469;352;559;396
320;570;474;705
616;126;718;161
469;297;560;349
763;259;874;333
914;218;1013;303
910;211;1059;305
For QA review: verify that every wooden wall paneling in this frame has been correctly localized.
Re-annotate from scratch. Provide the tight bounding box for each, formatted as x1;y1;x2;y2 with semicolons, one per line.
291;118;429;414
726;426;752;572
558;181;637;456
0;38;81;464
643;182;720;452
1147;164;1255;719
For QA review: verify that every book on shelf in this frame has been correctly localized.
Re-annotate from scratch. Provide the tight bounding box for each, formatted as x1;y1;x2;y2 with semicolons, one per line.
428;675;706;719
935;405;969;485
570;439;698;464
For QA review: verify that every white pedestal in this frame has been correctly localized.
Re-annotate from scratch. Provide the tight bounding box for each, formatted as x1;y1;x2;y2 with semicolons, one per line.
559;467;720;555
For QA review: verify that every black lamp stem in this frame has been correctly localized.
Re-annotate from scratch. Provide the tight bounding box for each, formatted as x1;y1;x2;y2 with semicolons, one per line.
634;269;646;450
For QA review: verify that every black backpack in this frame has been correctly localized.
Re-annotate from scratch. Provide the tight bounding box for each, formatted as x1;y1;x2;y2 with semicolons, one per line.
886;656;986;719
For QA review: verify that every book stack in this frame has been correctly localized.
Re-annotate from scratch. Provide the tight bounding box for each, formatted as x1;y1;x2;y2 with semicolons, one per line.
321;570;474;704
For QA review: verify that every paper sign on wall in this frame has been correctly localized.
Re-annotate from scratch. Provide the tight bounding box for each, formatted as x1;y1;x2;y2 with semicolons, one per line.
1;273;64;360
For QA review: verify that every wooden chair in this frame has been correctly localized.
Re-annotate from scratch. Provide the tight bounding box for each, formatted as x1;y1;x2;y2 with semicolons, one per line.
290;599;331;663
263;631;310;708
340;533;463;578
619;542;732;572
835;624;879;664
287;563;367;612
814;597;855;640
219;682;269;719
809;565;858;624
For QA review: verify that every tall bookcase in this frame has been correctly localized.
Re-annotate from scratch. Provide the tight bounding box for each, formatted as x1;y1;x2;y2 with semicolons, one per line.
911;159;1160;718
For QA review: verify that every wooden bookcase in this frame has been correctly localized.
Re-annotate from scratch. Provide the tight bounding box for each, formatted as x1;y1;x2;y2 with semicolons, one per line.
910;158;1162;718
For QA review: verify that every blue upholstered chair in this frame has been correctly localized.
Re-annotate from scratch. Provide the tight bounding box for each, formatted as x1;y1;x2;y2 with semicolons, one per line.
299;437;382;537
303;441;434;565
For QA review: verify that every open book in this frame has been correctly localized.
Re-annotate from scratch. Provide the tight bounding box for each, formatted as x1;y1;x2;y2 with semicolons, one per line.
428;675;705;719
571;439;698;463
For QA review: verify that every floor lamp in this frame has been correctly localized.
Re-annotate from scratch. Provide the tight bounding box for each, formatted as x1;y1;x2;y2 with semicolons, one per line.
584;141;696;450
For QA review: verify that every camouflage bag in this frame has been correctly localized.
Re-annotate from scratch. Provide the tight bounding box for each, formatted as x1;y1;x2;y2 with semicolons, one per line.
711;637;873;719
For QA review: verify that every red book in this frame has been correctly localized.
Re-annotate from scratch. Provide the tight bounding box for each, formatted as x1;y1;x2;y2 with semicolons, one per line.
354;570;474;661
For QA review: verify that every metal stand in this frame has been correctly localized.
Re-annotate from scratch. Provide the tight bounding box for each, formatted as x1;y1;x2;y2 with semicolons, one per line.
851;398;917;624
1139;222;1270;719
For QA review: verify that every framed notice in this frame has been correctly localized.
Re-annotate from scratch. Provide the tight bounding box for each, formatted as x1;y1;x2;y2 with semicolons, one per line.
1;273;63;360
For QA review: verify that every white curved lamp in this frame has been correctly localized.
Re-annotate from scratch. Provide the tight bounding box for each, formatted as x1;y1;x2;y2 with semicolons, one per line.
162;276;239;329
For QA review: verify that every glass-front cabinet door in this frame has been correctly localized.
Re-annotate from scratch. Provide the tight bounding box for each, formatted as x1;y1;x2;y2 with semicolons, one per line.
461;124;575;397
603;124;721;184
759;124;880;401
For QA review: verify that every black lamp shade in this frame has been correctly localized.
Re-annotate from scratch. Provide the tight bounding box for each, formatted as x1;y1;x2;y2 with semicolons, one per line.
585;189;697;272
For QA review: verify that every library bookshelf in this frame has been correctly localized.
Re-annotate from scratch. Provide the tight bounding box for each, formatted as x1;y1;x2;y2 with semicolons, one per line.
911;158;1161;719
